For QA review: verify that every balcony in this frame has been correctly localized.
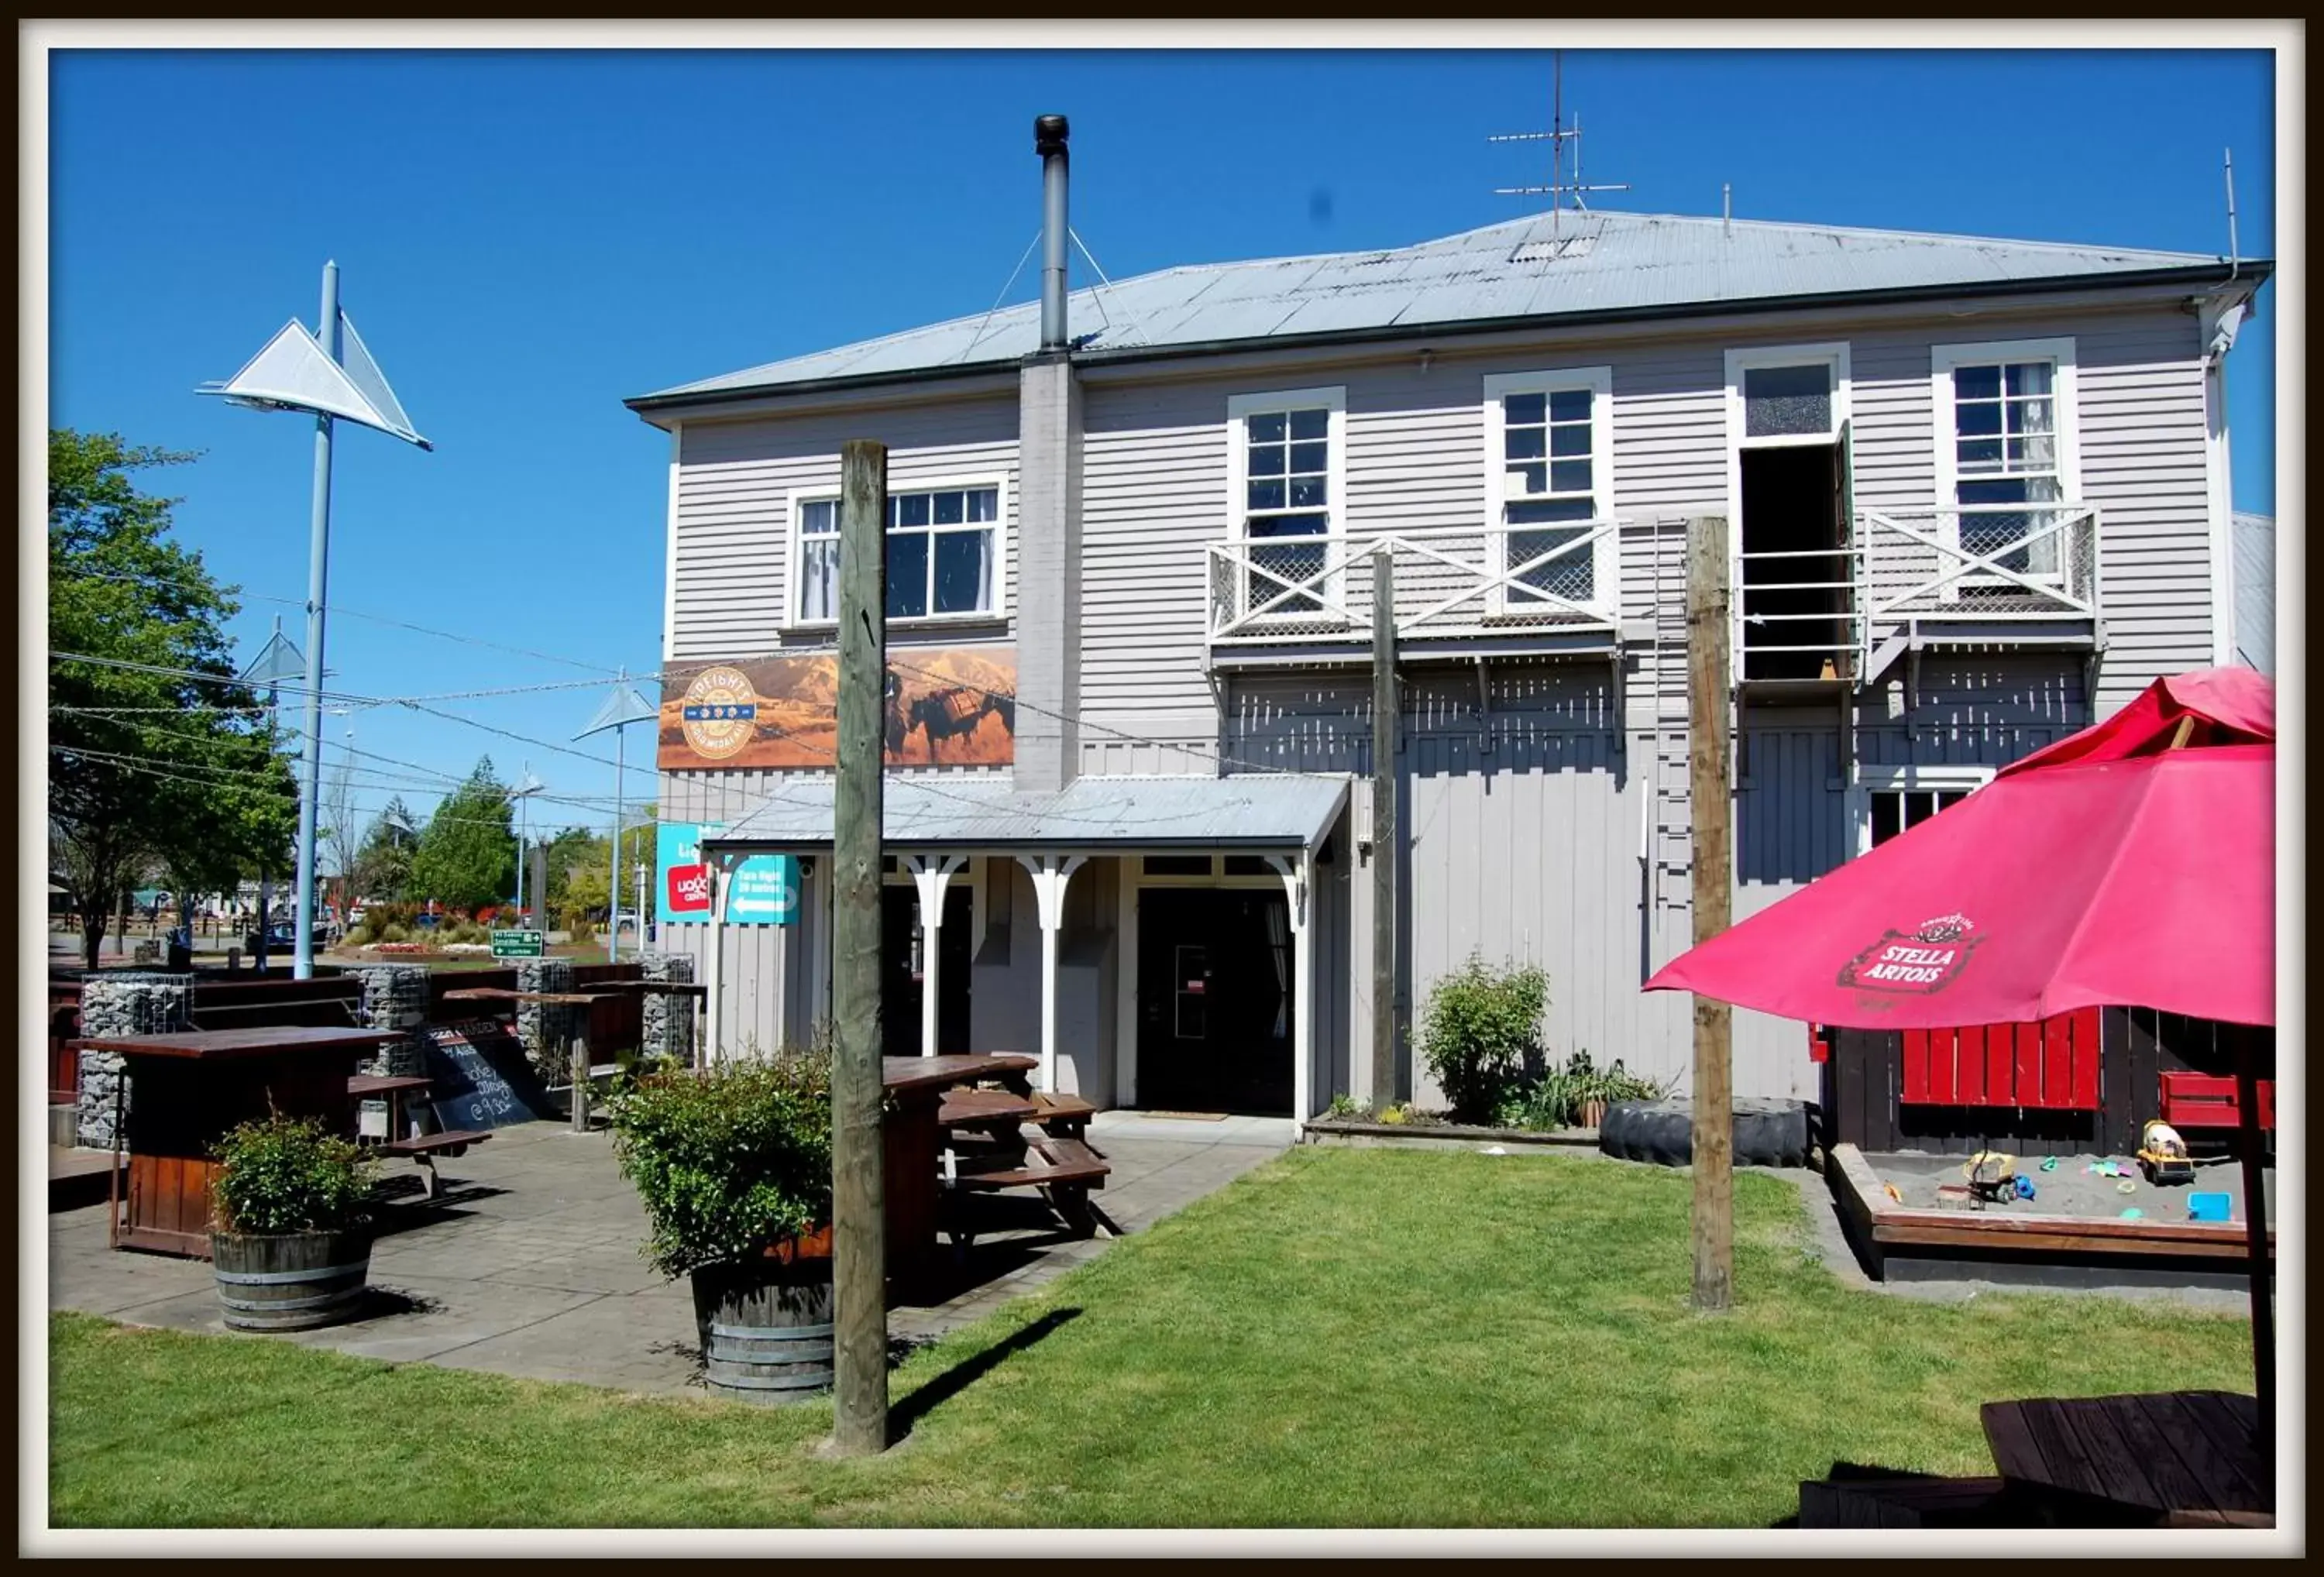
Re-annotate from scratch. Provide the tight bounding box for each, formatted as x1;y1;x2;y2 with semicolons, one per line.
1203;521;1628;668
1735;503;2103;690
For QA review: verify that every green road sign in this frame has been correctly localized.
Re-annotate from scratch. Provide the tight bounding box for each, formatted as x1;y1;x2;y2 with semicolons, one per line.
490;929;545;959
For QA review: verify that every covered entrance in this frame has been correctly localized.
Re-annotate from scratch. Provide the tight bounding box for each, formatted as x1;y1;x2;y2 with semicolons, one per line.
696;772;1348;1125
1136;888;1294;1117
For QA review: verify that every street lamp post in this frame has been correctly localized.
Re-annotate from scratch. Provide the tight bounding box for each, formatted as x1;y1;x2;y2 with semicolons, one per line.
200;260;429;980
510;766;545;922
576;672;657;965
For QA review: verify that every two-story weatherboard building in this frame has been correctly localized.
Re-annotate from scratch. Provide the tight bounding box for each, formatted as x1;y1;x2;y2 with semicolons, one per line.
627;119;2266;1128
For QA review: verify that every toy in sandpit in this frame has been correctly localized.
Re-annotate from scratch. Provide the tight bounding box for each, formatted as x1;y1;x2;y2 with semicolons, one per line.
2013;1174;2037;1201
2086;1159;2134;1178
2137;1119;2196;1186
1962;1150;2017;1209
2187;1191;2232;1223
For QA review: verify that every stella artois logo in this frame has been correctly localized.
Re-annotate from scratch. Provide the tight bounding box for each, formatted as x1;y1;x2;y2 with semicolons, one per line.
677;666;759;760
1838;914;1981;995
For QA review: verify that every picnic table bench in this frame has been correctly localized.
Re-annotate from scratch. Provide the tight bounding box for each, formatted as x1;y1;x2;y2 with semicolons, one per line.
346;1072;492;1200
1981;1390;2273;1527
932;1077;1110;1249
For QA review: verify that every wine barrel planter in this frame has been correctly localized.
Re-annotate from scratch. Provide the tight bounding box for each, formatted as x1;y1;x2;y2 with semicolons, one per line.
690;1228;836;1407
209;1229;373;1331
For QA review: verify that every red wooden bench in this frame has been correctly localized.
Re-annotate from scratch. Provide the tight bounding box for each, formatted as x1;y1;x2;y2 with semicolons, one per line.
2157;1071;2275;1132
1899;1008;2102;1110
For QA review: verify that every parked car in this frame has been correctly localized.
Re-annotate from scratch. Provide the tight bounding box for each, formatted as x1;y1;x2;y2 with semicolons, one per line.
243;921;329;953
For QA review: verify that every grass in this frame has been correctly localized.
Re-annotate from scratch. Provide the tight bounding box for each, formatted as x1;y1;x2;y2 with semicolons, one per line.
48;1147;2253;1528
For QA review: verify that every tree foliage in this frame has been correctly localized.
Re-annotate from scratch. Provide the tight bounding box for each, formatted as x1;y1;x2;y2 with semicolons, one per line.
48;430;297;967
349;796;420;902
1415;954;1549;1124
409;759;517;912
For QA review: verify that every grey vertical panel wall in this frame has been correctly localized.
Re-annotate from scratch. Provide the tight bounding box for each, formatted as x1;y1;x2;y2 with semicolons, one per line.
669;398;1020;663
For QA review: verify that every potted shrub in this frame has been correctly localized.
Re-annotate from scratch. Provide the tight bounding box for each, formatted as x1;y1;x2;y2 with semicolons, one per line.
607;1046;834;1406
208;1114;379;1331
1416;954;1549;1125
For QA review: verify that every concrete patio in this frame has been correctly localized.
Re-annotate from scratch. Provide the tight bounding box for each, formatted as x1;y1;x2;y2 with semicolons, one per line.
46;1111;1291;1394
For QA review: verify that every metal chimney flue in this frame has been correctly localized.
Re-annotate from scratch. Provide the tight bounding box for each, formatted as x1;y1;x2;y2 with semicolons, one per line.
1035;113;1070;352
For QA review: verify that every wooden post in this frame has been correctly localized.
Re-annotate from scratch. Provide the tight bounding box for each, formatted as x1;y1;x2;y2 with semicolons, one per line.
1370;547;1398;1111
2232;1029;2273;1457
1686;514;1734;1314
569;1036;589;1132
830;438;889;1456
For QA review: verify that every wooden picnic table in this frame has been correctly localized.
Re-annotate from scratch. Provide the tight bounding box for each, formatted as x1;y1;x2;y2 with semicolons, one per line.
77;1026;405;1259
882;1053;1037;1289
1981;1391;2273;1525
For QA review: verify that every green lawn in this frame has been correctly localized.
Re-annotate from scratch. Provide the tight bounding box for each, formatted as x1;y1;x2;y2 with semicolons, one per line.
48;1147;2253;1528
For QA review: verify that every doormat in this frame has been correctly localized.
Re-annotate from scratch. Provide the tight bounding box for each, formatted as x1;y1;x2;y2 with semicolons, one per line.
1140;1111;1229;1122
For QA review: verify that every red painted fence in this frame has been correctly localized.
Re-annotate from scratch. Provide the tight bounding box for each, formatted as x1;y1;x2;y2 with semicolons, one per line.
1899;1008;2103;1111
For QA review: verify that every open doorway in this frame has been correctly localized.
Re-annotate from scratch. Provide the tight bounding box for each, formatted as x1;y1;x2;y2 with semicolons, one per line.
880;885;971;1057
1738;438;1852;681
1136;888;1294;1116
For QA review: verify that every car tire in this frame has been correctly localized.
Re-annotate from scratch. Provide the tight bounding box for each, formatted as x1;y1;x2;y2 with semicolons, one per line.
1598;1097;1809;1168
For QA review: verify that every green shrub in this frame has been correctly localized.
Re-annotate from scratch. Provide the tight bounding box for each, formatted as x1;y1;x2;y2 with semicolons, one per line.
376;922;410;944
362;901;418;935
1325;1092;1368;1121
209;1114;376;1236
341;925;373;948
607;1044;834;1280
1416;954;1548;1125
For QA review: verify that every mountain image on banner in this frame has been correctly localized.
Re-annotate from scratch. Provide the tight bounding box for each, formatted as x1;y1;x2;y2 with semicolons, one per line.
198;313;431;450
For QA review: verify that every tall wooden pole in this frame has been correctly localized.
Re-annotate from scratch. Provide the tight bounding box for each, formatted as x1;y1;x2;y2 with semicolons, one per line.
1370;548;1399;1110
830;438;889;1455
1686;514;1734;1314
2232;1029;2273;1457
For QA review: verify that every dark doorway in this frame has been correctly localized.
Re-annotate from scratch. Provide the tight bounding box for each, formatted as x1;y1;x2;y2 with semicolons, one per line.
1739;441;1851;681
882;884;971;1058
1136;888;1293;1117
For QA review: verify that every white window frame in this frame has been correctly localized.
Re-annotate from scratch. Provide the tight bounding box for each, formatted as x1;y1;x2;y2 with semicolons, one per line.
785;474;1010;629
1930;336;2081;600
1847;762;1995;857
1481;366;1617;619
1226;386;1348;624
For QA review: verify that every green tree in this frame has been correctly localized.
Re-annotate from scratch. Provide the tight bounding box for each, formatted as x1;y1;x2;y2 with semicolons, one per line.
409;761;517;913
349;797;420;902
49;430;297;968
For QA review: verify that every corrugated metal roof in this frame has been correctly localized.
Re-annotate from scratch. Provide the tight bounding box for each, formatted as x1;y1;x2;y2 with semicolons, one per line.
2233;510;2274;677
638;208;2235;405
702;773;1350;852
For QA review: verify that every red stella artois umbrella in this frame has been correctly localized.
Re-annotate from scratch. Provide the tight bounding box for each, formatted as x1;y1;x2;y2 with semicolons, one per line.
1645;668;2276;1031
1648;667;2280;1451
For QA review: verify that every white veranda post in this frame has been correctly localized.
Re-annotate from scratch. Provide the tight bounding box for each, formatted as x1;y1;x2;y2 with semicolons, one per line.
906;855;968;1057
1016;854;1086;1094
1265;851;1313;1132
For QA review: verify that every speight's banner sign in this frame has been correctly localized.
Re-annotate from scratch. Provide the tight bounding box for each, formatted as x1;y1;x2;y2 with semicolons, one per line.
657;647;1016;772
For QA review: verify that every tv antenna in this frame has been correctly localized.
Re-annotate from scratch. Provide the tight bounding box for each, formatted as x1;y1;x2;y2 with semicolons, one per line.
1488;50;1630;238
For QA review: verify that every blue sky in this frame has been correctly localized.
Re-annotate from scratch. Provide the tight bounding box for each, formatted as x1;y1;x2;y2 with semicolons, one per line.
46;46;2279;833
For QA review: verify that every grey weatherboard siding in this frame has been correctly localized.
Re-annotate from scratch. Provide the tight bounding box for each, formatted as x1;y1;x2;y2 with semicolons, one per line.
642;215;2242;1111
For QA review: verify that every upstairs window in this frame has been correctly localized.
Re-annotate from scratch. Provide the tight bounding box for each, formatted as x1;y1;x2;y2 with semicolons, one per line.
1227;387;1346;619
1483;368;1614;613
1933;338;2078;584
792;483;1002;624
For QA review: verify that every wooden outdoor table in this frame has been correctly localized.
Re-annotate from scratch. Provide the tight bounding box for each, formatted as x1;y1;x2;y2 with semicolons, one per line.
882;1054;1038;1287
79;1026;404;1259
1980;1391;2272;1525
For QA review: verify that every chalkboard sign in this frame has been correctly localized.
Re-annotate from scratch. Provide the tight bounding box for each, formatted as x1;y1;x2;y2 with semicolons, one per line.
420;1019;557;1132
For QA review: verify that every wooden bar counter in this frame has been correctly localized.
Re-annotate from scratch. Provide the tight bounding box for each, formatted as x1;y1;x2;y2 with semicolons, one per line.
79;1026;405;1259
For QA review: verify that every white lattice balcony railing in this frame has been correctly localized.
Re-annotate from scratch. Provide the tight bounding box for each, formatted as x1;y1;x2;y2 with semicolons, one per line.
1205;521;1622;648
1858;504;2102;624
